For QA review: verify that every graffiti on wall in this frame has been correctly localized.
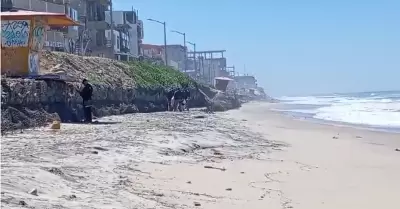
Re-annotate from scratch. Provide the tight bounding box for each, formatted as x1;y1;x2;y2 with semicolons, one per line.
1;20;30;47
28;52;39;75
31;25;45;51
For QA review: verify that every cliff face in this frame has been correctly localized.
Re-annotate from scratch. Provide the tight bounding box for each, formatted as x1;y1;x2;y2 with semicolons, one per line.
1;51;239;132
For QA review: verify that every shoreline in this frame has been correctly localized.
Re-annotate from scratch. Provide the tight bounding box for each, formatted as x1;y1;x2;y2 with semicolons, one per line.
271;102;400;134
1;102;399;209
255;102;400;149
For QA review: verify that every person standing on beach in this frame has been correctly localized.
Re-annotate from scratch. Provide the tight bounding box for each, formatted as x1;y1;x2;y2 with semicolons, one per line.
183;88;191;111
78;79;93;123
172;88;184;111
166;88;175;111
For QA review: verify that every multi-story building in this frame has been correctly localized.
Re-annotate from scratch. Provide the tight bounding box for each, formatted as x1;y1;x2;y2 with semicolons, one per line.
71;0;112;57
139;44;186;71
165;44;186;72
140;44;163;59
105;10;144;59
234;75;258;90
8;0;80;53
2;0;142;60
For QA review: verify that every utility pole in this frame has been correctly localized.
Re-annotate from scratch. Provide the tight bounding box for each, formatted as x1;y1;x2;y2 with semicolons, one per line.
148;18;168;65
110;0;114;59
187;41;196;75
163;22;167;65
171;30;186;72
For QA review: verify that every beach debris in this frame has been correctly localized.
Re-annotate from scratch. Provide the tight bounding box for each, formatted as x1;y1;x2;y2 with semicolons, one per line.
332;136;339;139
187;181;192;184
155;193;164;197
225;188;232;191
395;148;400;152
212;149;223;155
50;120;61;130
240;171;245;174
46;167;64;175
62;194;77;200
194;202;201;206
91;151;99;154
242;119;247;121
18;200;27;206
194;115;206;119
29;188;38;196
204;165;226;171
356;136;363;138
93;146;108;151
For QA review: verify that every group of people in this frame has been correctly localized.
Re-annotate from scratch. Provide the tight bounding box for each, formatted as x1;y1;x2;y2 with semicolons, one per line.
166;87;191;112
77;79;193;123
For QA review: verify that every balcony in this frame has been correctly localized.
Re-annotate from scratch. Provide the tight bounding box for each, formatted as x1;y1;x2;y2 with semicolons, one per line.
45;30;65;48
12;0;65;13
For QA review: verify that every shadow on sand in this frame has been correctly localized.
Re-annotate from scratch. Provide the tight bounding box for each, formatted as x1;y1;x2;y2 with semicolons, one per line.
65;121;122;125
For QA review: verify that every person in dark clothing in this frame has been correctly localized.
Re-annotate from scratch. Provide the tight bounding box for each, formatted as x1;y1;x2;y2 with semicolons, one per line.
173;88;185;111
166;88;175;111
78;79;93;123
183;89;191;111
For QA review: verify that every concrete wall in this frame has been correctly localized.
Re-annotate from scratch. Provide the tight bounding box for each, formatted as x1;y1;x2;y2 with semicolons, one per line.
165;45;186;72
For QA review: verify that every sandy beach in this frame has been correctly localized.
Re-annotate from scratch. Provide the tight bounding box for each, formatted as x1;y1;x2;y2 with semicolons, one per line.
1;102;399;209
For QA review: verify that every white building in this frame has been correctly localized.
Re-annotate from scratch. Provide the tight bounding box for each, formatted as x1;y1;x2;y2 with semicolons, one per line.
105;10;144;58
165;45;186;72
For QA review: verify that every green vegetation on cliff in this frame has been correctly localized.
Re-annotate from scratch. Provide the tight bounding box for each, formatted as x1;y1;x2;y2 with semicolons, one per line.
40;51;195;89
124;62;194;88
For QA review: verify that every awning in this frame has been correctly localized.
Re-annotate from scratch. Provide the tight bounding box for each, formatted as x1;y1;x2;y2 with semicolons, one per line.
0;11;79;26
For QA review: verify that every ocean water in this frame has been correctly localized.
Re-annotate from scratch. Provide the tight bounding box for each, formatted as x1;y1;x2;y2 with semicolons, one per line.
275;91;400;132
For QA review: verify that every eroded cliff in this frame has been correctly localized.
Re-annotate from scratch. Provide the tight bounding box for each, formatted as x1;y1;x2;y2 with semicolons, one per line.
1;51;240;132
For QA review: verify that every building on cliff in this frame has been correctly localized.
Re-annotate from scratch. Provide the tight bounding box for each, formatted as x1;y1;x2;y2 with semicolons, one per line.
165;44;186;72
140;44;164;65
139;44;186;71
234;75;258;92
74;0;112;58
4;0;143;60
5;0;80;53
187;50;228;85
105;10;144;59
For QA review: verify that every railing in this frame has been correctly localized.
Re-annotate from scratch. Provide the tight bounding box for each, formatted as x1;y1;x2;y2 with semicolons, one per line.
12;0;65;13
46;30;65;45
43;0;70;4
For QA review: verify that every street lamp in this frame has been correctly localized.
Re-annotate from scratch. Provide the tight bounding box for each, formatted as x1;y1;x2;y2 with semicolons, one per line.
186;41;196;75
171;30;186;72
147;18;168;65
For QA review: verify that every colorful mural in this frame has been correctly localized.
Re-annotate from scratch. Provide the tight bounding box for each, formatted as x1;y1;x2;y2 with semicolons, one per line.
1;20;30;47
1;11;77;77
31;25;45;51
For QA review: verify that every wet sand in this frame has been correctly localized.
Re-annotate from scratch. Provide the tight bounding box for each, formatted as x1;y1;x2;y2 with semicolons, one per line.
1;102;399;208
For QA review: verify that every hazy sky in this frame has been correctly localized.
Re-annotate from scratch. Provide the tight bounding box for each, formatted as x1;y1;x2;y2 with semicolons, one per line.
114;0;400;96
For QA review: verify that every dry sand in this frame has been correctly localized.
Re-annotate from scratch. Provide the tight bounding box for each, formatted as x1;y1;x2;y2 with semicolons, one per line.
1;102;399;209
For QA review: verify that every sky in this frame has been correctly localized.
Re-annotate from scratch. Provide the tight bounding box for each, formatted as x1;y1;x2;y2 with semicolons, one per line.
114;0;400;96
